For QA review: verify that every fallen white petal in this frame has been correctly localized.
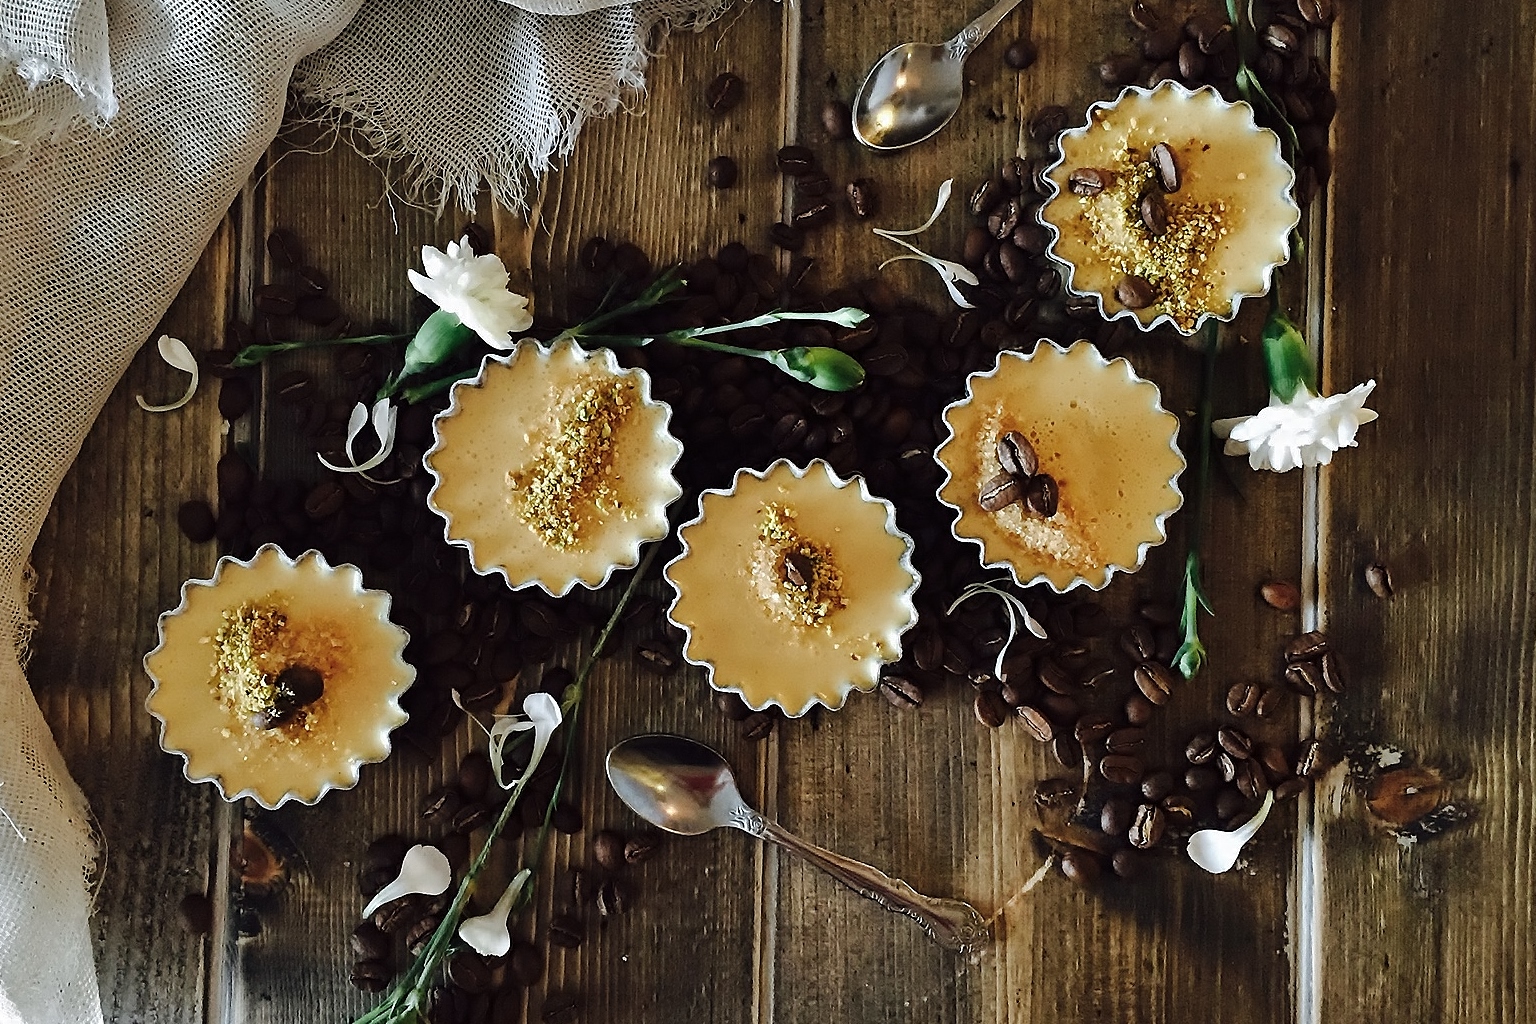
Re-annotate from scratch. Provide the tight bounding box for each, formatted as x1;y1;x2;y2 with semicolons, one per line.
318;398;398;474
361;844;453;919
458;868;532;958
485;691;565;791
136;335;200;413
1188;791;1275;874
875;247;978;309
879;178;955;237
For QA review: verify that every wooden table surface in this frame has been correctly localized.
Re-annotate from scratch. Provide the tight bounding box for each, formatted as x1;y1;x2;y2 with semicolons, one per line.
26;1;1536;1022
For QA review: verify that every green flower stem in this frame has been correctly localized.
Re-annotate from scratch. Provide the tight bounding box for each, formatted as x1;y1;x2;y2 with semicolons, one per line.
353;542;661;1024
1174;322;1220;680
230;333;407;368
550;269;688;344
401;368;479;405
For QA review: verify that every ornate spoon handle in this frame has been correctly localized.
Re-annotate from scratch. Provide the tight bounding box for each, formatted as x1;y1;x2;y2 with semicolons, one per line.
945;0;1026;62
758;818;990;954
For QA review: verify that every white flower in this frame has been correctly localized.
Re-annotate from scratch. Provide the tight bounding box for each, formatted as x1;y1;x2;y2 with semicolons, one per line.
1213;381;1379;473
407;236;533;349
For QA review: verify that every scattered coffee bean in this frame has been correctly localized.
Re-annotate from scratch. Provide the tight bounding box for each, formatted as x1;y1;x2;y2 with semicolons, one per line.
1275;776;1309;801
1295;739;1322;778
420;784;462;822
1018;705;1055;742
1034;777;1078;808
447;951;495;994
1184;765;1219;791
1285;630;1330;662
1318;651;1346;694
509;943;545;987
178;892;213;934
1260;20;1302;54
792;200;835;229
1260;579;1301;610
457;751;492;801
1256;743;1292;782
1100;52;1142;87
1003;38;1038;70
177;499;217;543
1217;752;1239;784
1128;802;1165;848
218;377;252;421
266;228;303;269
1140;770;1176;802
1225;681;1260;717
541;993;580;1024
1068;167;1116;196
706;156;739;189
978;472;1024;512
1364;562;1394;598
1028;105;1069;143
1297;0;1334;27
740;710;776;740
635;637;681;674
845;178;879;219
776;145;817;177
1255;686;1285;718
768;222;805;251
1024;473;1058;517
1236;757;1270;800
1150;141;1180;192
1059;848;1099;885
1160;794;1197;825
821;99;852;139
1217;726;1253;760
1285;660;1322;695
1100;754;1144;785
551;801;583;834
1073;713;1115;745
304;479;346;521
1115;273;1156;309
1133;661;1174;705
705;72;744;113
1051;734;1082;769
879;673;924;708
1100;797;1133;836
1036;657;1075;695
592;830;626;872
1106;727;1146;755
548;913;585;948
350;959;392;993
1214;787;1248;821
1124;693;1155;725
624;834;658;864
351;922;390;961
452;801;492;834
1185;732;1217;765
1129;0;1161;30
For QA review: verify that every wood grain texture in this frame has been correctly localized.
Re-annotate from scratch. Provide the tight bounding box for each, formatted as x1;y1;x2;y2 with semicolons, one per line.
1317;2;1536;1020
30;216;237;1023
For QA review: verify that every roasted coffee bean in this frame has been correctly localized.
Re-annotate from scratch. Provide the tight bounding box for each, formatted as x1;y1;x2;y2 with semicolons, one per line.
1260;20;1302;54
969;177;1002;217
1051;734;1082;769
1218;726;1253;760
1188;13;1234;54
1100;754;1144;785
1124;693;1155;725
1058;847;1100;885
504;942;544;988
612;242;652;281
1100;52;1142;87
1017;705;1055;742
1024;473;1058;517
1275;776;1308;801
178;892;212;934
1139;770;1175;803
548;913;584;948
767;221;806;252
371;897;418;934
571;866;597;907
1041;693;1081;724
1034;657;1074;696
1133;661;1174;706
706;155;738;188
1217;752;1239;783
176;499;217;543
266;227;303;269
1139;191;1169;234
578;236;613;273
1259;579;1301;610
420;784;462;822
1034;776;1078;808
1297;0;1334;27
1106;727;1147;755
592;829;626;872
551;801;583;834
1142;22;1183;60
1318;651;1346;694
1254;685;1285;719
1185;732;1217;764
350;959;392;993
405;913;441;956
1074;713;1115;745
452;801;492;834
304;480;346;521
1236;757;1270;800
792;200;835;229
711;691;751;723
1226;681;1261;717
1100;797;1134;836
596;876;630;918
845;178;879;218
821;98;853;139
880;674;924;708
978;472;1024;512
740;711;776;740
623;833;659;864
705;72;744;113
364;834;408;873
1364;562;1394;598
1295;739;1322;778
1183;765;1218;792
1117;624;1154;661
1214;787;1247;821
1000;155;1031;193
1128;802;1165;848
1028;105;1069;143
1115;273;1156;309
255;282;299;317
1256;743;1292;782
1149;141;1181;193
974;688;1009;728
447;951;494;994
1285;660;1322;695
987;197;1022;240
1003;38;1038;70
635;637;681;674
1068;167;1116;196
776;144;817;176
1177;40;1207;81
351;922;391;961
213;375;253;421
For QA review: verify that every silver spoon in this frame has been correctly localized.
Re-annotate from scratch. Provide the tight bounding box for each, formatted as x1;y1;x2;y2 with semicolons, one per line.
606;734;989;954
852;0;1027;150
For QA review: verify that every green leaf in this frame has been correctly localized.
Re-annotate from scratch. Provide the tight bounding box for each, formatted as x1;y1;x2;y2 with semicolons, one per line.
383;309;476;397
768;346;866;392
1261;306;1316;402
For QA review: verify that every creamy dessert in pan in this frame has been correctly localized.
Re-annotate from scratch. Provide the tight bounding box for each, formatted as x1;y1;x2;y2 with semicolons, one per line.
935;342;1185;592
665;460;920;717
425;340;684;596
1039;82;1300;333
144;545;413;808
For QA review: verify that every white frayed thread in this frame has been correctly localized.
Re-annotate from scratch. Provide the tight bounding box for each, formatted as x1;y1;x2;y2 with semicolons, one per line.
0;782;25;842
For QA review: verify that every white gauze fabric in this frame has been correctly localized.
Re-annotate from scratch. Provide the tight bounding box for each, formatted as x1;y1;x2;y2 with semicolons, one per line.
0;0;734;1022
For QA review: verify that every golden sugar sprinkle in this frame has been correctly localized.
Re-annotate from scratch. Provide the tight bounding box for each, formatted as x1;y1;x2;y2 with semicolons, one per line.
510;377;634;549
757;503;846;627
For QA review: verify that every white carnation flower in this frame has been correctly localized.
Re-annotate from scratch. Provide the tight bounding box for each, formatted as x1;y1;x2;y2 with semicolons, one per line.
1213;380;1379;473
407;236;533;349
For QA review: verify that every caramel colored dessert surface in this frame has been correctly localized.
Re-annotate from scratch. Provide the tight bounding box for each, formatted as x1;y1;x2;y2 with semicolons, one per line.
427;341;683;595
145;548;411;807
1042;85;1297;330
667;461;917;716
937;343;1185;591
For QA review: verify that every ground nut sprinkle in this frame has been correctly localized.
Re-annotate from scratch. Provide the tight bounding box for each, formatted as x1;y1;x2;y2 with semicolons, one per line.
1079;146;1230;329
211;603;286;720
510;378;633;549
754;503;846;627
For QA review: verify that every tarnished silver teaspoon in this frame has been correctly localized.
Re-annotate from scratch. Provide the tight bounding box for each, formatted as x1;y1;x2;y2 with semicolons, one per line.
852;0;1027;150
606;733;989;954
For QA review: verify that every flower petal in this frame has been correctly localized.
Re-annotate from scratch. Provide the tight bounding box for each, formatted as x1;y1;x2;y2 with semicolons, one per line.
318;399;398;475
361;843;452;919
458;868;531;958
136;335;200;413
879;178;954;236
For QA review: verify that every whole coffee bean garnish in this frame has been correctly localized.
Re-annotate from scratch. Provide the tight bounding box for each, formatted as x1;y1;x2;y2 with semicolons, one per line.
821;99;853;139
1133;661;1174;705
1149;141;1181;193
978;472;1024;512
845;178;879;219
1236;758;1270;800
420;784;461;822
1139;191;1169;235
1295;739;1322;778
1106;727;1147;755
705;72;744;113
996;430;1039;477
1023;474;1058;517
1074;713;1115;745
1100;754;1144;785
1059;848;1099;885
1035;777;1078;808
350;959;392;993
548;913;584;948
974;688;1009;728
1018;705;1055;742
1226;681;1261;717
768;222;805;251
1218;726;1253;760
1260;579;1301;610
1051;734;1082;769
1285;660;1322;695
1128;802;1165;848
1115;273;1156;309
706;155;738;188
880;674;924;709
740;710;776;740
1124;693;1155;725
592;830;626;872
351;922;390;961
776;144;817;177
1068;167;1116;196
1100;797;1133;836
1297;0;1334;27
1028;105;1069;143
178;892;212;934
509;943;545;987
176;499;217;543
1185;732;1217;765
1319;651;1346;694
1003;38;1038;70
542;993;580;1024
1364;562;1394;598
1100;52;1142;87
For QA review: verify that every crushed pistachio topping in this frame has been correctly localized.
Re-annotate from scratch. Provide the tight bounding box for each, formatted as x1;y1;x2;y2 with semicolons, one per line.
211;603;288;722
509;377;633;549
757;503;846;627
1079;148;1230;329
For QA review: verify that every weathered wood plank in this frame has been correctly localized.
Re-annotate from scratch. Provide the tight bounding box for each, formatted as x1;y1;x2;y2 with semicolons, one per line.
30;215;237;1023
1318;2;1536;1020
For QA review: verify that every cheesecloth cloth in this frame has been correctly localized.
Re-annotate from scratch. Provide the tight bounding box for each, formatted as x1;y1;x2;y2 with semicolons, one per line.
0;0;738;1020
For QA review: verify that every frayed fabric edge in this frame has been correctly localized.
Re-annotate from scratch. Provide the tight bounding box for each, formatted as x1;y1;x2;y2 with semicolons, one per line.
285;0;741;215
0;48;118;166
